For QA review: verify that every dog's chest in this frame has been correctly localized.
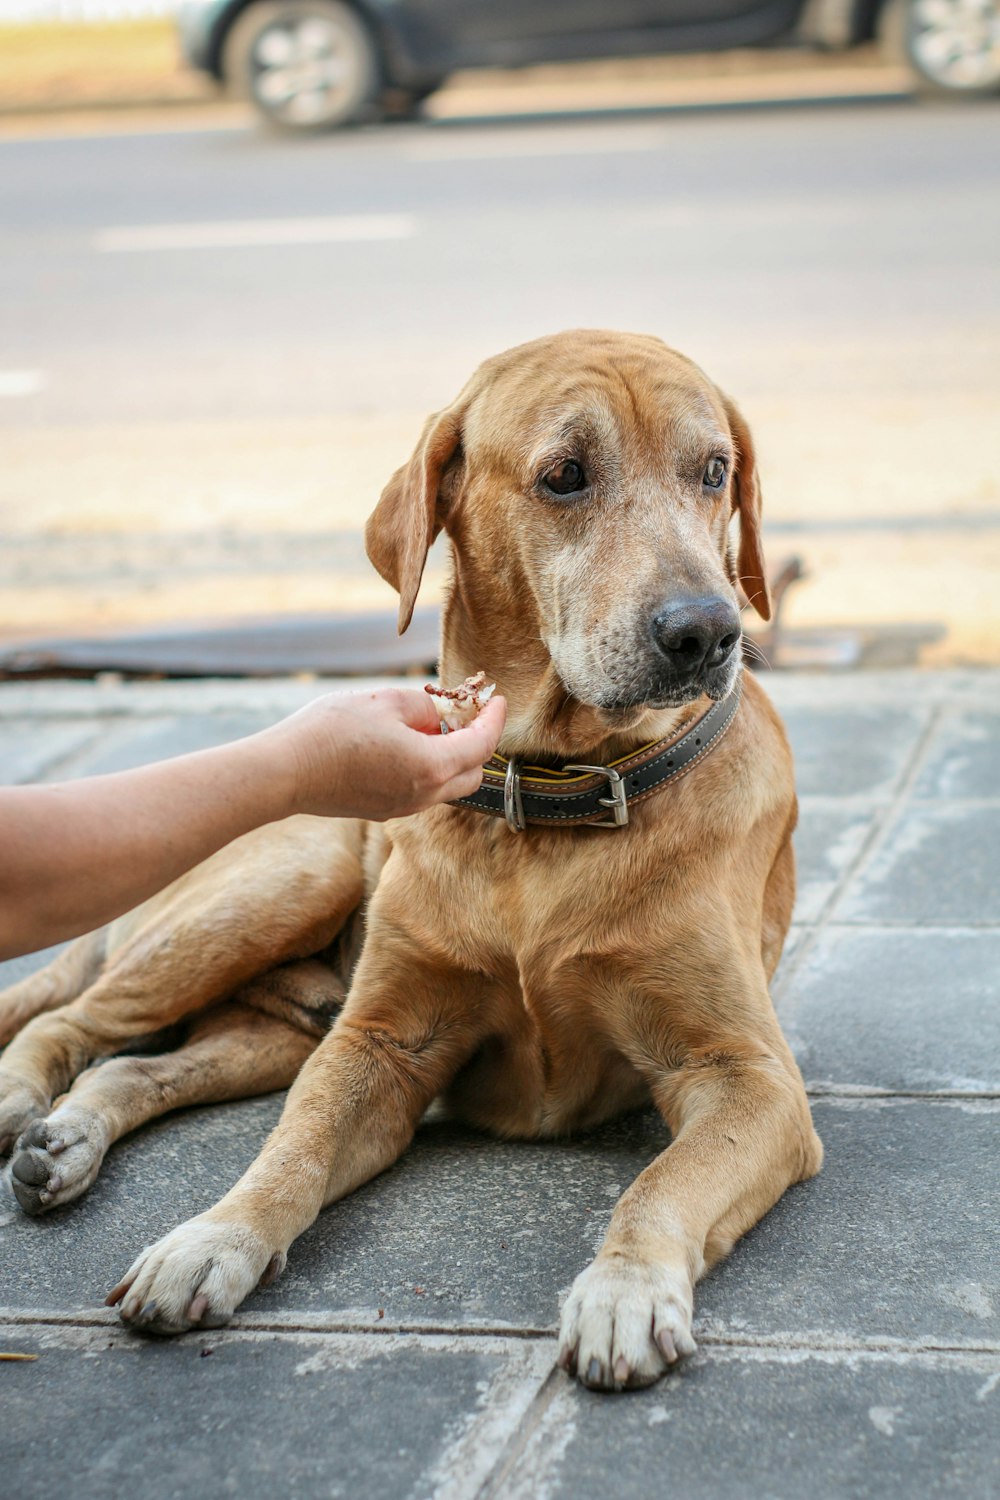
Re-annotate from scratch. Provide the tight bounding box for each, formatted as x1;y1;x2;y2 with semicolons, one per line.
408;814;653;965
386;817;688;1133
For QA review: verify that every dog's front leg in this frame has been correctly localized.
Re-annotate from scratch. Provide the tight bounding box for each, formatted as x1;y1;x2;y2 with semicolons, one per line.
559;1003;822;1392
107;946;489;1335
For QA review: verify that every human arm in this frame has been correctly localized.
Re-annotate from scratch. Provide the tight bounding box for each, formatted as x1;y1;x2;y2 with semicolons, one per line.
0;686;505;961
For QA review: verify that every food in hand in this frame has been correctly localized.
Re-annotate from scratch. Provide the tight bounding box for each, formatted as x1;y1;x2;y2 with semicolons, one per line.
425;672;496;734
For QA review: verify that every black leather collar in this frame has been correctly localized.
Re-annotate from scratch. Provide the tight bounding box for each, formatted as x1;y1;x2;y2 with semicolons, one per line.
452;685;741;831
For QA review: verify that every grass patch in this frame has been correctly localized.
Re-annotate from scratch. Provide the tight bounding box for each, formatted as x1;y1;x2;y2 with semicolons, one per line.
0;19;216;110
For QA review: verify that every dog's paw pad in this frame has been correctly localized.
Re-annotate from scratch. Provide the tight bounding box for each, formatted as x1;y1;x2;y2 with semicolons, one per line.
558;1254;696;1392
9;1107;109;1215
109;1219;275;1336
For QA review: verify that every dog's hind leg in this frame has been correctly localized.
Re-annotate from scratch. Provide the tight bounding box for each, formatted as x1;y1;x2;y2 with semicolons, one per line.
0;929;108;1047
8;999;317;1216
0;816;365;1155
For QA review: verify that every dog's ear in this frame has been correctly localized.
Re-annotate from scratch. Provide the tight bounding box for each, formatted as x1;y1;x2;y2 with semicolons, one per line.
365;405;464;635
718;392;771;623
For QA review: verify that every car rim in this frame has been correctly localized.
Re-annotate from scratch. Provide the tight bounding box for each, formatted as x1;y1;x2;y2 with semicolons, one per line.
910;0;1000;88
251;15;357;123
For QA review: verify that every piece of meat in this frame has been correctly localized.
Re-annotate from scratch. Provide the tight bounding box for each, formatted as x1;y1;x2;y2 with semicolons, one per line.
424;671;496;734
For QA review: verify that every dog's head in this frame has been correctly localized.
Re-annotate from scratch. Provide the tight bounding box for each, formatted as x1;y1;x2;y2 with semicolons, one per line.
366;329;768;724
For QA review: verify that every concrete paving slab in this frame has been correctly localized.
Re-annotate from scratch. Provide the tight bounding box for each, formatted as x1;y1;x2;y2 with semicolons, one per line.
778;928;1000;1093
61;713;275;777
697;1099;1000;1346
0;1096;286;1314
0;718;102;783
3;1095;997;1350
774;704;929;798
0;941;70;995
834;805;1000;926
0;1099;667;1327
914;708;1000;800
0;1323;552;1500
508;1349;1000;1500
792;802;877;922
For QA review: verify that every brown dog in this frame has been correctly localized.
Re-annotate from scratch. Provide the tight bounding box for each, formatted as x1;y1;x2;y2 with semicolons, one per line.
0;330;821;1390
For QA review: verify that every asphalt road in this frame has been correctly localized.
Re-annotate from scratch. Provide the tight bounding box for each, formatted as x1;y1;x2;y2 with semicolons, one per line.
1;96;999;655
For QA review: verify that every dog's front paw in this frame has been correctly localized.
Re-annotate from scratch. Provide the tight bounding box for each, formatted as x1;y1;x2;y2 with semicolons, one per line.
10;1105;110;1215
558;1252;697;1392
107;1217;285;1336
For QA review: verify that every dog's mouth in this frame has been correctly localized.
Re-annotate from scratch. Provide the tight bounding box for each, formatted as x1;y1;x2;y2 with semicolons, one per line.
594;655;741;717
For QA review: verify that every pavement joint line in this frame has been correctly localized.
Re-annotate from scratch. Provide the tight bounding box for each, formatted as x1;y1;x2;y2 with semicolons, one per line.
3;1315;998;1365
804;1084;1000;1101
800;795;1000;811
800;1094;1000;1114
0;1307;553;1339
475;1365;565;1500
26;727;108;784
774;701;946;1003
819;917;1000;929
41;715;184;782
799;922;1000;935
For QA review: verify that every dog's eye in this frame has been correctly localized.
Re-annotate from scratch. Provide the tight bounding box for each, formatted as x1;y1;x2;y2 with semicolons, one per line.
703;457;728;489
543;460;588;497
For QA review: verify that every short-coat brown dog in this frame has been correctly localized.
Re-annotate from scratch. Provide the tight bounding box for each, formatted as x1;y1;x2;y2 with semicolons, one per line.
0;329;821;1390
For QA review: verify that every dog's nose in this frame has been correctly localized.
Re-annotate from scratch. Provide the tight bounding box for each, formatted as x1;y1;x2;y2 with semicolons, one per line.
651;596;742;674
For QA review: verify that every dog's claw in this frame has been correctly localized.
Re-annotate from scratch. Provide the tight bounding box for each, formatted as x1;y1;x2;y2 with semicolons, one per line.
188;1294;209;1325
657;1328;677;1363
585;1358;602;1386
613;1356;631;1385
259;1251;286;1287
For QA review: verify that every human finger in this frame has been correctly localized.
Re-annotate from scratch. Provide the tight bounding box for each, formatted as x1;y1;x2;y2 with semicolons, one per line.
438;763;491;804
391;687;446;735
434;697;506;773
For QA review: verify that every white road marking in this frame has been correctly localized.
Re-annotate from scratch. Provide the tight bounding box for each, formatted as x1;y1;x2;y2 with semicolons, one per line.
93;214;416;253
0;370;45;397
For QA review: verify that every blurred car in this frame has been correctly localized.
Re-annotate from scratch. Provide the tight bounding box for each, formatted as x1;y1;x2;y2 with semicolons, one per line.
176;0;1000;132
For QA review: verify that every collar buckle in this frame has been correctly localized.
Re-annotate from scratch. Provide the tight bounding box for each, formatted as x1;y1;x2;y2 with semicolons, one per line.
563;763;630;828
503;755;527;833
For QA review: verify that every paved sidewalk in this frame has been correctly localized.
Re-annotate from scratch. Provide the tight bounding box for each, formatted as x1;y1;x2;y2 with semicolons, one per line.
1;671;998;1499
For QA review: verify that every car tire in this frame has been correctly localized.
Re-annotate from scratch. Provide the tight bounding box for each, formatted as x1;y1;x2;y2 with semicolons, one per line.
881;0;1000;96
223;0;382;131
381;78;446;119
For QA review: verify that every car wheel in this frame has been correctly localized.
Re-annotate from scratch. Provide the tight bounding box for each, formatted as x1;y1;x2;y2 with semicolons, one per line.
899;0;1000;95
223;0;381;131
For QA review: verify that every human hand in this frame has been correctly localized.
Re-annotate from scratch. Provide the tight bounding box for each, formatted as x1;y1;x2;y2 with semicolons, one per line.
267;686;506;822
